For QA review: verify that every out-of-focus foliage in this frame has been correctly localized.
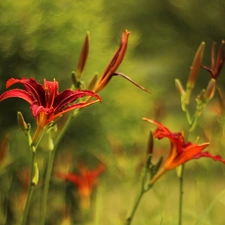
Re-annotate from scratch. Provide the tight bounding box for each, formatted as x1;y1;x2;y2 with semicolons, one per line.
105;0;225;91
0;0;111;82
105;0;225;55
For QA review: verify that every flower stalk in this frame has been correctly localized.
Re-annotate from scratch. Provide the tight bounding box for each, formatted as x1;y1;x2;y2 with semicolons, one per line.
178;164;184;225
125;158;153;225
40;150;55;225
125;132;159;225
21;121;38;225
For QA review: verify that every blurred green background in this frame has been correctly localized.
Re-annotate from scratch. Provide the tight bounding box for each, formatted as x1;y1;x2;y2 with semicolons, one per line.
1;0;225;224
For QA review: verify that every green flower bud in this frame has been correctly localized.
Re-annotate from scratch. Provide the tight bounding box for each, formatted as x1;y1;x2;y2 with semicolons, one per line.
204;78;217;102
32;163;39;187
17;112;29;132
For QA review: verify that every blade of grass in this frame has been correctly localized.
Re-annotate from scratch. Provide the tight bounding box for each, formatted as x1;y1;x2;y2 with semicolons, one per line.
194;188;225;225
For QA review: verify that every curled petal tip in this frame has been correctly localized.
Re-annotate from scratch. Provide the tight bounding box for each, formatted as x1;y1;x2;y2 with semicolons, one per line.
142;117;153;123
124;29;130;35
114;72;151;94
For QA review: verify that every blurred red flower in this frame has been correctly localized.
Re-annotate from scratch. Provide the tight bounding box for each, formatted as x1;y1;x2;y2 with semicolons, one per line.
56;164;105;209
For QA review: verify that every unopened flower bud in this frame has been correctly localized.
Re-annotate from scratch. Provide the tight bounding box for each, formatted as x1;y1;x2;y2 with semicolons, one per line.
196;89;205;104
88;73;98;91
76;32;90;79
17;112;29;132
196;89;206;114
186;42;205;90
175;79;187;110
175;79;186;96
153;156;163;175
32;162;39;186
196;78;217;116
71;71;81;89
146;131;154;156
203;78;217;102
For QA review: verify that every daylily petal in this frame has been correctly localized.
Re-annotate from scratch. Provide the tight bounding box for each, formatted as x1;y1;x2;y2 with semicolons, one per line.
6;78;45;105
31;104;53;117
53;89;101;112
94;30;130;93
6;78;24;88
43;79;58;108
86;164;106;178
0;89;33;104
194;151;225;164
55;164;105;190
113;72;151;94
143;118;178;140
169;142;210;169
49;100;100;122
56;172;81;185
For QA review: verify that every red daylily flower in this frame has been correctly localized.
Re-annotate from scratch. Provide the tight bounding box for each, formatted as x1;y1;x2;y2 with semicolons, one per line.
56;164;105;209
143;118;225;184
0;78;101;128
93;30;150;94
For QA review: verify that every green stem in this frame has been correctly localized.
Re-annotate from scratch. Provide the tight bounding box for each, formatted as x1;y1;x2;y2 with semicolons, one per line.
178;164;184;225
125;190;144;225
40;113;74;224
55;114;73;149
21;142;36;225
21;179;35;225
40;150;55;225
189;112;199;132
125;164;152;225
185;109;192;125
